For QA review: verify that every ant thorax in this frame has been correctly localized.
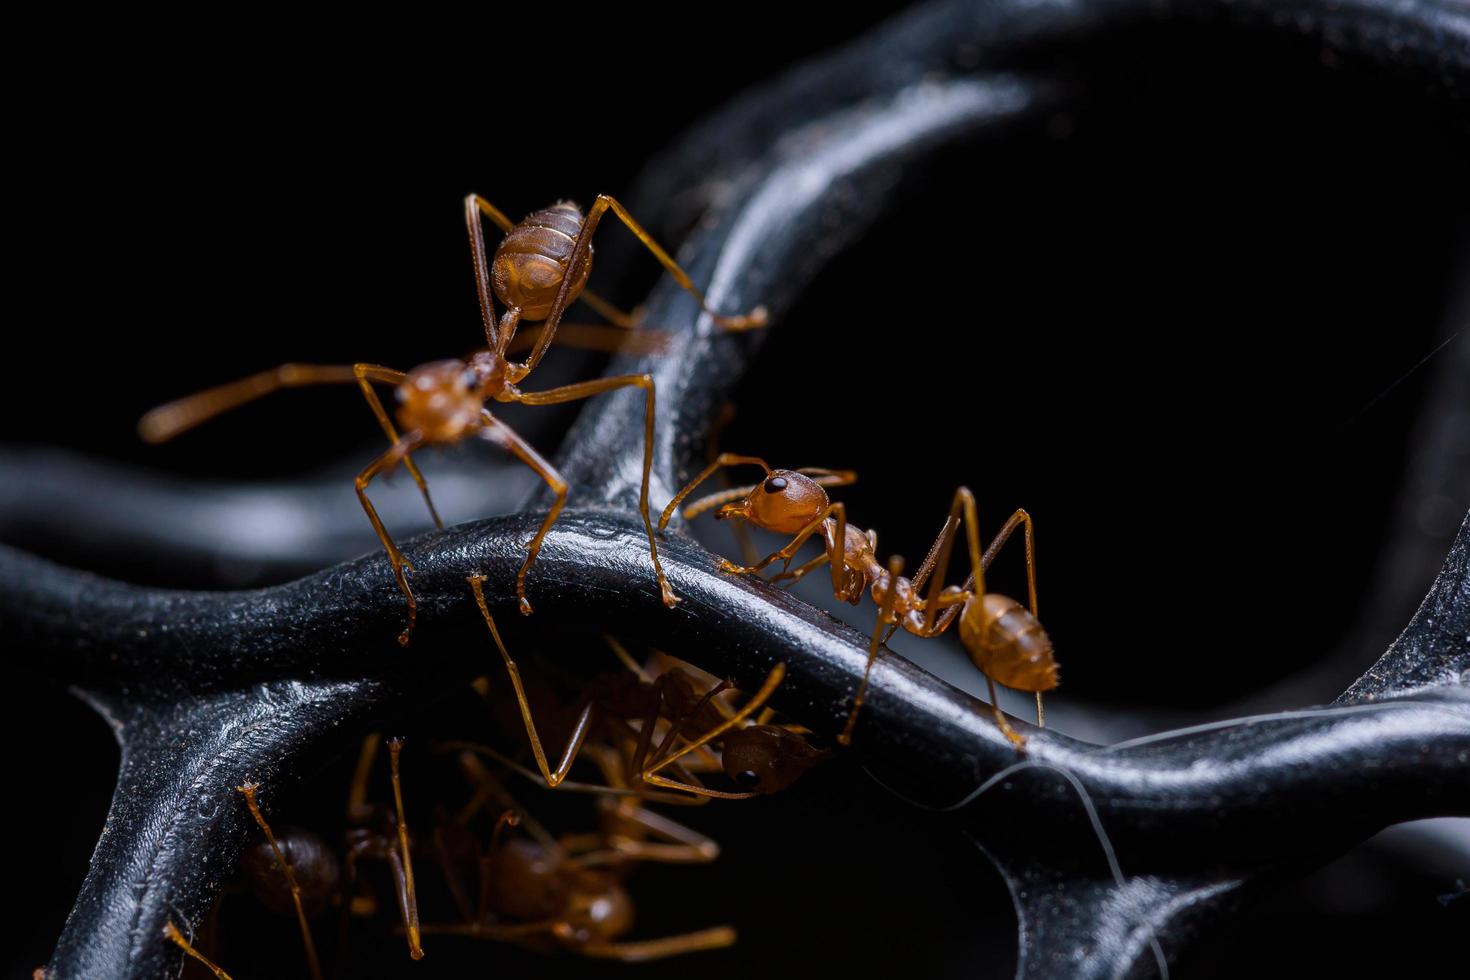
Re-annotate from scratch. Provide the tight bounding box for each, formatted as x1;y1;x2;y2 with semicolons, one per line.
394;359;487;443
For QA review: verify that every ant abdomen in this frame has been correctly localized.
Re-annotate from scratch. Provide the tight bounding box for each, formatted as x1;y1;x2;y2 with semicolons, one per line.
241;826;340;919
960;593;1059;692
492;202;592;319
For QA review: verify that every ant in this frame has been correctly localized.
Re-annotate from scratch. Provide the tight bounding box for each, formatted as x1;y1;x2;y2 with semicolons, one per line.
139;194;767;643
424;763;736;962
661;456;1059;748
197;735;426;979
467;574;821;800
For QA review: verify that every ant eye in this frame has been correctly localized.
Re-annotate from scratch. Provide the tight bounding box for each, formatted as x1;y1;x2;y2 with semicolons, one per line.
734;770;761;789
461;369;480;389
763;477;788;494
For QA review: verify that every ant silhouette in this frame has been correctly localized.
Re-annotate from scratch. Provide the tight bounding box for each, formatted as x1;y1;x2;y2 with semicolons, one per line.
140;194;766;643
424;762;736;962
162;735;429;979
662;456;1058;748
465;574;818;800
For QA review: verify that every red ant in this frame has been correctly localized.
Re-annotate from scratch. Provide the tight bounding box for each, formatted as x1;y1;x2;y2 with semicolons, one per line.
164;735;426;980
661;456;1059;748
424;759;736;962
467;574;822;800
139;195;766;643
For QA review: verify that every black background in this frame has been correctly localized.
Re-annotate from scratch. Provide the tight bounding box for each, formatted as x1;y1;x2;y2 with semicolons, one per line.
4;4;1468;978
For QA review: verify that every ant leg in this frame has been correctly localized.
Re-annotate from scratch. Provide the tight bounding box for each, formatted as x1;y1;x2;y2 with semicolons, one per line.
475;809;520;924
577;927;739;962
445;742;633;797
510;375;677;607
465;194;513;350
592;195;768;331
706;405;759;566
138;363;357;441
659;453;772;530
947;489;1028;748
839;555;905;746
466;575;600;788
642;665;786;797
510;194;767;379
720;503;847;583
385;738;424;960
356;437;424;645
163;921;234;980
583;805;720;864
237;783;325;980
504;322;672;357
352;365;442;530
917;505;1045;726
982;509;1043;726
769;550;831;586
476;413;567;615
346;733;381;824
140;362;443;531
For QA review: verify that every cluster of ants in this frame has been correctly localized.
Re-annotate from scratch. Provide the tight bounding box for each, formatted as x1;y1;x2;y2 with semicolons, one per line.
133;191;1061;975
158;635;823;978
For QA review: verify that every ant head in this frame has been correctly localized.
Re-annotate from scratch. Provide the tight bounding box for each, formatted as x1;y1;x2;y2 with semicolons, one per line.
719;470;828;533
395;359;487;443
492;202;592;320
721;725;827;794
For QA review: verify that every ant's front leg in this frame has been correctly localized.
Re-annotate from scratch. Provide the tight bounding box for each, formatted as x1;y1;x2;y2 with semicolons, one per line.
718;503;846;583
477;412;568;615
355;436;424;645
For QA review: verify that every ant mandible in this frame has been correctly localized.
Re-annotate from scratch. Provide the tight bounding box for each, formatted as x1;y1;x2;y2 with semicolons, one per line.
661;456;1058;748
139;194;767;643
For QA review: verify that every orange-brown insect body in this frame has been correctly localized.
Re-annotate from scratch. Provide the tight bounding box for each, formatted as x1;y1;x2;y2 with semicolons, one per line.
491;203;592;320
393;351;510;444
138;187;772;637
666;458;1058;747
720;471;945;632
960;593;1059;692
486;840;636;948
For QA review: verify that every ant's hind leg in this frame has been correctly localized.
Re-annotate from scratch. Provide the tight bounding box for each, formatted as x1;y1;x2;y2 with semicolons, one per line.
467;575;600;789
590;196;767;331
513;195;766;376
477;413;569;615
511;376;677;607
839;555;904;747
982;509;1045;727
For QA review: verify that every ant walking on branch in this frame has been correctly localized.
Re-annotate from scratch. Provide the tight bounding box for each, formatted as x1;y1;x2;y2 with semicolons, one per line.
662;457;1059;748
140;195;766;643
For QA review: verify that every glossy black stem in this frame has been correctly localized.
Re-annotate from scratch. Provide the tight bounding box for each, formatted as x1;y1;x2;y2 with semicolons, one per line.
1;2;1466;978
